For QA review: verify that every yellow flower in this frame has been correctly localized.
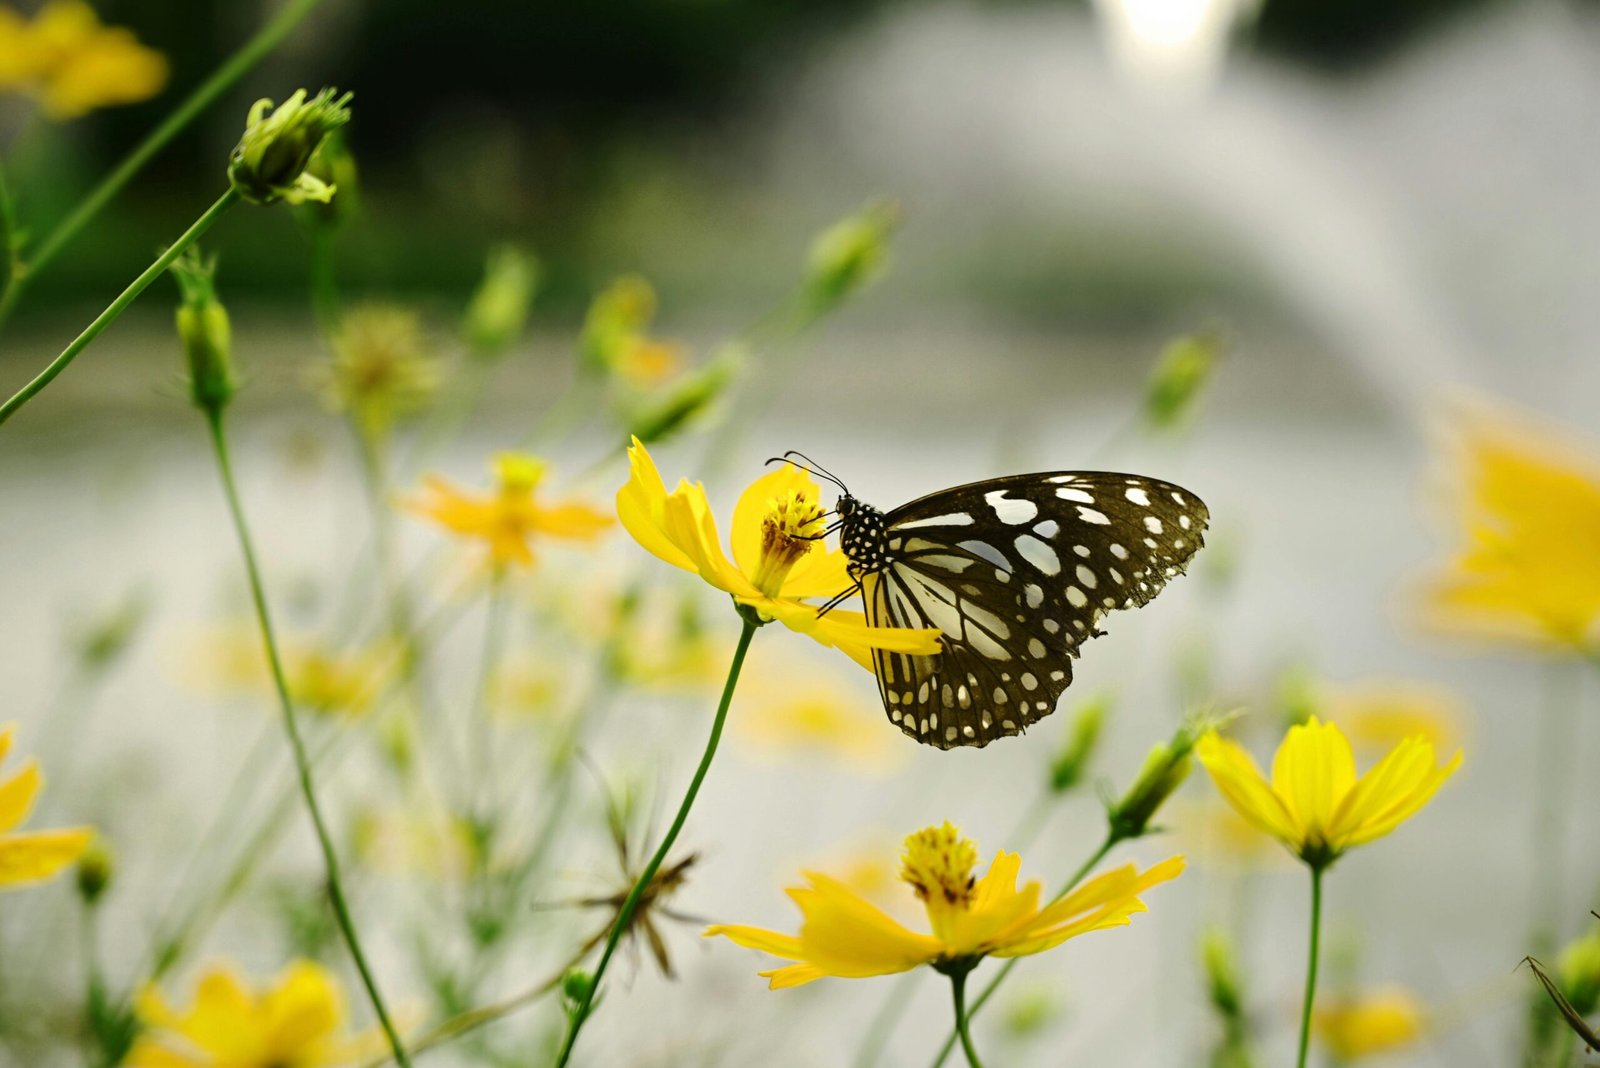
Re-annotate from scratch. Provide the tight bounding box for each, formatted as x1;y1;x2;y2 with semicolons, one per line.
351;807;474;881
1315;986;1428;1060
0;724;92;889
128;960;378;1068
735;664;906;774
1322;678;1464;754
1196;717;1461;868
408;452;612;568
617;438;941;667
1417;401;1600;652
0;1;167;119
615;335;687;388
189;629;390;718
706;822;1183;987
311;304;440;439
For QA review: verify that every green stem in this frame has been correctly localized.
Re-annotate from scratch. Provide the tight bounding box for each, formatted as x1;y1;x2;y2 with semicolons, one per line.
1295;865;1325;1068
928;830;1120;1068
204;407;414;1068
1525;658;1580;1063
552;617;759;1067
469;571;509;819
0;188;239;428
0;0;325;330
950;970;985;1068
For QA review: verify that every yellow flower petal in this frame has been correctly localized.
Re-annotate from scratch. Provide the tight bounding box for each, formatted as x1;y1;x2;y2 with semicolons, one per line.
1271;717;1355;843
0;827;92;888
704;923;805;961
794;873;942;977
1195;733;1301;846
617;437;700;574
0;758;41;834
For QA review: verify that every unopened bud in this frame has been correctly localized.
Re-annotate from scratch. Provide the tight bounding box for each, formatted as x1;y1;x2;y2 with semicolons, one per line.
169;248;235;415
561;968;596;1014
228;88;352;206
1560;923;1600;1015
464;245;539;360
1143;327;1223;431
804;199;897;313
1049;693;1108;793
1201;927;1245;1020
580;275;657;373
624;343;743;445
1109;707;1238;839
76;839;114;905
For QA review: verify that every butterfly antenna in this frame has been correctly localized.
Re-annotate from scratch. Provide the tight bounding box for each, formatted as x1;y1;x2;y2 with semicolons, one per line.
768;450;850;494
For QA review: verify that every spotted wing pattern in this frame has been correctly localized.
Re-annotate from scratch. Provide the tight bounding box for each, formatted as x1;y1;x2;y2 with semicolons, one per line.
864;472;1208;749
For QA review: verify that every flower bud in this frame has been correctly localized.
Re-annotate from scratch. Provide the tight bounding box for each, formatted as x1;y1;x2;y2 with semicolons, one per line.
562;969;596;1014
72;588;150;671
169;248;235;415
228;88;352;206
623;343;743;446
1560;923;1600;1016
464;246;539;360
1143;327;1223;431
1049;693;1108;793
803;199;897;314
580;275;657;374
76;838;114;905
1201;927;1245;1021
1109;707;1238;839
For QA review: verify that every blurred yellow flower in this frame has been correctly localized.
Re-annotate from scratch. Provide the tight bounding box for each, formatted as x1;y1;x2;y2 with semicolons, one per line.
615;335;687;388
0;724;92;890
736;668;905;774
311;304;440;439
706;822;1183;988
0;1;167;119
617;439;941;666
1196;717;1460;868
1176;798;1280;868
351;806;473;881
192;629;390;718
408;452;611;568
1418;402;1600;652
129;960;376;1068
1315;986;1428;1060
1322;678;1464;754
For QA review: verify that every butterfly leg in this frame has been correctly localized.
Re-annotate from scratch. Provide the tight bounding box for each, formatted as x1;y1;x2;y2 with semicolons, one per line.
814;580;863;618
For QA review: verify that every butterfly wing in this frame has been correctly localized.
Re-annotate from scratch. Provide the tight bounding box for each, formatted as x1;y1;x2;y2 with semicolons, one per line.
863;472;1208;749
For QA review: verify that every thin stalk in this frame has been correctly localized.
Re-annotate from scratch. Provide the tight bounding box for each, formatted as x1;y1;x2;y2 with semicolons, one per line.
1524;658;1581;1063
0;188;239;427
468;571;509;820
928;830;1120;1068
0;0;326;330
950;970;985;1068
204;408;413;1068
1295;866;1325;1068
553;618;759;1067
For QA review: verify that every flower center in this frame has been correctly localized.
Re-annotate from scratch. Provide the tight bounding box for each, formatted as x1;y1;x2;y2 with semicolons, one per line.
495;452;548;496
899;822;977;910
751;489;826;597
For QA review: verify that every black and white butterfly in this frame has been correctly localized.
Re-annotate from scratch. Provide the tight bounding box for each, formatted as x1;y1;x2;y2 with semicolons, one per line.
785;454;1209;750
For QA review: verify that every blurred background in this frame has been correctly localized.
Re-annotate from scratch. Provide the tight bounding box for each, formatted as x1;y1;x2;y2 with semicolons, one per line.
2;0;1599;1065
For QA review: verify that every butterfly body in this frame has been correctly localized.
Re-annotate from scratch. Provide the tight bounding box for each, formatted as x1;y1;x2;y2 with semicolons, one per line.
833;471;1208;750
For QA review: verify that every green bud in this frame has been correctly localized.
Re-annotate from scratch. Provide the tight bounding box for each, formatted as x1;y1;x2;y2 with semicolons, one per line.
1144;327;1223;431
623;342;744;445
1201;927;1245;1020
464;245;539;360
580;275;657;374
804;199;898;314
228;88;353;206
1049;693;1108;793
561;969;596;1014
1109;707;1239;839
1275;663;1320;730
72;589;150;671
75;838;114;905
169;248;235;415
1002;981;1067;1038
1560;922;1600;1015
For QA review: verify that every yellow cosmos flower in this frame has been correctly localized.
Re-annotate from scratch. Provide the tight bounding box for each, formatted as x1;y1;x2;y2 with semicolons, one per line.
706;822;1183;987
0;723;92;889
1417;402;1600;652
1196;717;1461;868
408;452;612;568
617;438;941;667
0;0;167;119
736;664;906;774
189;629;391;718
311;304;440;440
1315;986;1428;1060
1322;678;1464;754
129;960;379;1068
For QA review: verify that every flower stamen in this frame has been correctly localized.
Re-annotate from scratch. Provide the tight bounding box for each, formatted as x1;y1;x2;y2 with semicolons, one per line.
899;822;978;909
750;489;826;598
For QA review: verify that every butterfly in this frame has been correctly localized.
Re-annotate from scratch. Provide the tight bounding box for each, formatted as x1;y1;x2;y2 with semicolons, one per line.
777;452;1209;750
